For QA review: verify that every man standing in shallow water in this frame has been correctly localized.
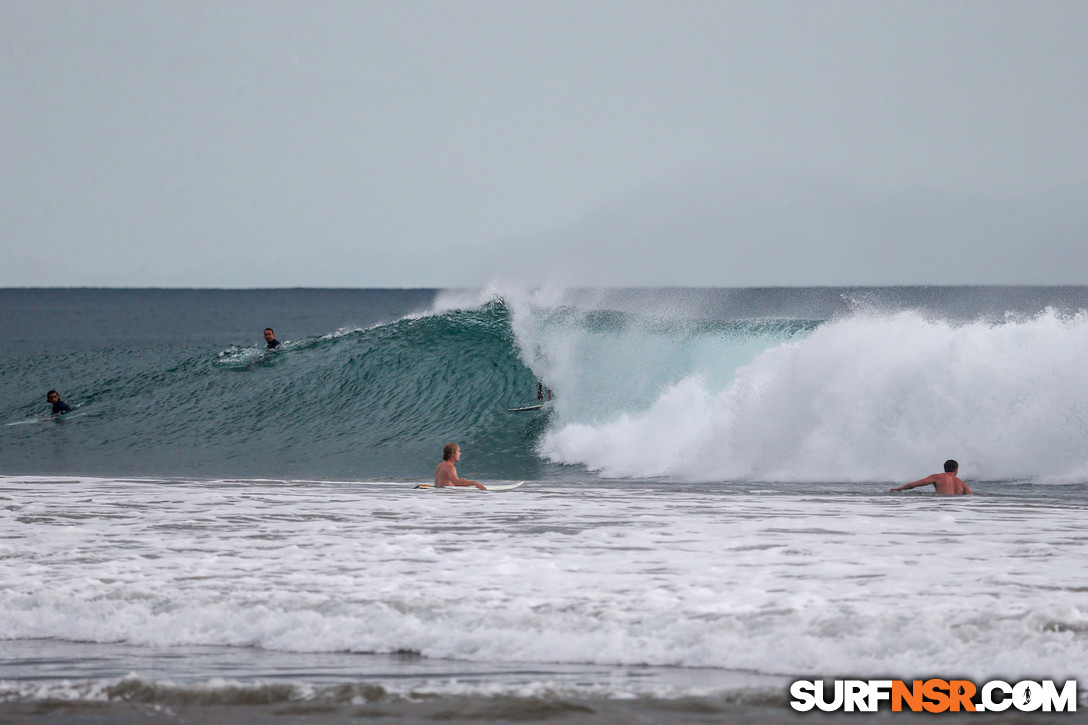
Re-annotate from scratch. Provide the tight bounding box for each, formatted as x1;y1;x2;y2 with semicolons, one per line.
890;459;972;495
434;443;486;490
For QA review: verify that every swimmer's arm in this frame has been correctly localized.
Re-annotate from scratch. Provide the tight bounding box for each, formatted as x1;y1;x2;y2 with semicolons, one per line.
450;477;486;490
890;475;938;492
436;464;486;490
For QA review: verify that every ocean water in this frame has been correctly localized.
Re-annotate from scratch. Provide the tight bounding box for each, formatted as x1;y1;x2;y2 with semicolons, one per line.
2;287;1088;722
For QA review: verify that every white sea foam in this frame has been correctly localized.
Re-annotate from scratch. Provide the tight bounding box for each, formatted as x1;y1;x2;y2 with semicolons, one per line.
2;476;1086;695
519;303;1088;482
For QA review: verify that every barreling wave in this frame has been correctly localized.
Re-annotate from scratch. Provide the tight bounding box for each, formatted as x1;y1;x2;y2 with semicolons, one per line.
2;299;549;480
5;286;1088;483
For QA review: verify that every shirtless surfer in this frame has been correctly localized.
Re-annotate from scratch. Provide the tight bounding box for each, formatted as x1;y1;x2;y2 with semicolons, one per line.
434;442;486;490
890;459;972;495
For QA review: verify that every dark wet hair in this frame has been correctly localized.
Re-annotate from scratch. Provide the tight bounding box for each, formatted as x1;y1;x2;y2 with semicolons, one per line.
944;459;958;473
264;328;275;334
46;390;58;398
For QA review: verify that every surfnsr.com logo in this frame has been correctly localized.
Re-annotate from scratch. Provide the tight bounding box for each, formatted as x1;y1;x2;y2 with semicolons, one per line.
790;679;1077;713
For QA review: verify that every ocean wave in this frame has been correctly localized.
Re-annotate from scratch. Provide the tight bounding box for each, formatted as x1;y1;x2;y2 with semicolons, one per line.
533;307;1088;482
5;288;1088;483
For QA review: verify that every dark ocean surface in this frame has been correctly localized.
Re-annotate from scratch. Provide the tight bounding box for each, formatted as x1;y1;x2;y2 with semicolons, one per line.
2;288;550;480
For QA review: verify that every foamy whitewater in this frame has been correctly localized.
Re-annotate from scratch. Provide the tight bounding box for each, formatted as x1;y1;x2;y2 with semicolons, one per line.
484;286;1088;483
3;477;1087;700
2;287;1088;717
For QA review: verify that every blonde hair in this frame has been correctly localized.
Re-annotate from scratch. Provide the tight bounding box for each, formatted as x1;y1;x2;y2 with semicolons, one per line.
443;442;459;461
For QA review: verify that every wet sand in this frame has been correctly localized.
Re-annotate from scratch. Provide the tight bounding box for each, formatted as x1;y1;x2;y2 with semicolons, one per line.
4;696;1086;725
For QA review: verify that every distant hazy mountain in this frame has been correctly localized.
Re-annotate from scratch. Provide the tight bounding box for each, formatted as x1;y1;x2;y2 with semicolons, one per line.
448;174;1088;287
8;173;1084;287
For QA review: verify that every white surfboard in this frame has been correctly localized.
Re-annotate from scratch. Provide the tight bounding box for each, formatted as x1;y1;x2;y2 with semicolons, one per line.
6;411;86;426
414;481;526;492
482;481;526;491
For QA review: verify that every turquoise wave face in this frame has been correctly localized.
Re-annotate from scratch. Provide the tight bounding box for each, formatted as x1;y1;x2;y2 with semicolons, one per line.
0;292;817;481
1;301;551;480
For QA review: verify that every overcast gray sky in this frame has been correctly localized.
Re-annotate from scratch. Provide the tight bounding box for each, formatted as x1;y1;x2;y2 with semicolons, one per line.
3;1;1087;287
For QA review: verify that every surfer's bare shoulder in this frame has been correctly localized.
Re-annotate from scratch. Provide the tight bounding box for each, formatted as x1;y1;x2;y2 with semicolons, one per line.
434;460;456;486
890;460;972;495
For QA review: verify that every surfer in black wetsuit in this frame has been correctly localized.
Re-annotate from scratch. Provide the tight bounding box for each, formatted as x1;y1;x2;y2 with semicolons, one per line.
263;327;280;349
46;390;72;415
